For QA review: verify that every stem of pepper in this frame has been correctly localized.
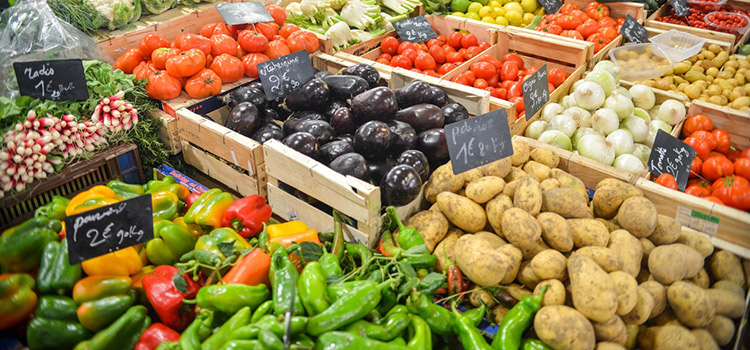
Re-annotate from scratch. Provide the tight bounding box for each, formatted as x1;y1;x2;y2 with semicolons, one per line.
331;210;345;261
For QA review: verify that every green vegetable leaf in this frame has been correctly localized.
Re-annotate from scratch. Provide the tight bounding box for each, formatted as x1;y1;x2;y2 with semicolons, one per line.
300;241;323;261
417;272;446;295
397;276;419;300
404;244;427;255
172;274;188;293
218;241;237;258
398;261;417;278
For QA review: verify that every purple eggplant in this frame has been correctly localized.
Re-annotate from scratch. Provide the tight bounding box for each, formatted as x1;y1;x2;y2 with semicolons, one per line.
395;104;445;132
354;121;392;159
289;120;334;145
225;86;265;109
333;134;354;144
319;140;355;165
285;79;330;112
252;124;284;144
417;128;448;165
324;75;369;101
322;100;348;120
395;150;430;182
225;102;260;138
387;120;416;156
340;64;380;88
442;103;469;124
329;153;370;182
381;164;422;206
351;87;398;125
330;107;356;135
429;86;448;107
247;80;264;91
395;81;433;108
315;71;333;80
283;132;319;159
367;157;394;186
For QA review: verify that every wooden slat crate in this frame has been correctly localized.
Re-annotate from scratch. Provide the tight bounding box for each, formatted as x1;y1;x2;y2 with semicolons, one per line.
389;68;492;116
150;109;181;155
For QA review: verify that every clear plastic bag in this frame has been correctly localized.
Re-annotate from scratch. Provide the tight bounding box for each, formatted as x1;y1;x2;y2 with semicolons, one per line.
0;0;101;98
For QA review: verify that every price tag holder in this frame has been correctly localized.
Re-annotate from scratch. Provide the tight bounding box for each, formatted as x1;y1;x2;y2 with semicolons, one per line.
65;195;154;264
445;109;514;175
538;0;562;14
522;65;549;121
620;14;648;43
669;0;690;17
258;50;315;101
216;2;274;26
392;16;438;43
648;129;695;191
13;59;89;101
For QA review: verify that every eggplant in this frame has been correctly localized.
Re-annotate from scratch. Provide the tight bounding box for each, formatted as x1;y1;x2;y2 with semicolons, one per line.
429;86;448;107
395;81;433;108
333;134;354;144
330;107;356;135
285;79;329;112
340;64;380;88
225;102;260;137
387;120;416;156
324;75;369;101
351;87;398;125
395;104;445;132
322;100;348;120
416;128;448;165
354;121;392;159
329;153;370;182
225;87;265;109
367;157;394;186
251;124;284;144
315;71;333;80
283;132;319;159
247;80;264;91
289;110;326;121
441;103;469;124
269;96;292;120
260;108;280;124
395;150;430;182
294;120;335;145
380;164;422;206
319;140;354;165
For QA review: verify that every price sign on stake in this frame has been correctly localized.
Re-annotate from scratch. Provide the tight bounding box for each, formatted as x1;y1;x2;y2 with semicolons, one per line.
258;50;315;101
648;129;696;191
620;14;648;43
216;2;274;26
522;65;549;121
538;0;562;14
392;16;438;43
669;0;690;17
445;109;514;174
65;195;154;264
13;59;89;101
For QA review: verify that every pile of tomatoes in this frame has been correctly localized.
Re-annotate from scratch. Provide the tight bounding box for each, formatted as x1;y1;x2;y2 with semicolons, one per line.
375;32;491;76
534;2;624;53
113;4;318;100
654;113;750;211
656;4;750;42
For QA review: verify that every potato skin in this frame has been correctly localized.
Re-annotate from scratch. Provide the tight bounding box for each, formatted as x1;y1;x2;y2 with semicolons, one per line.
616;197;658;238
576;247;623;272
486;194;513;237
505;167;528;184
511;139;530;166
534;305;596;350
530;147;560;168
538;212;574;252
424;163;464;203
437;192;486;233
648;244;704;285
568;219;610;248
475;231;505;249
639;281;667;320
541;178;561;192
667;281;716;328
518;261;541;290
595;342;626;350
592;180;642;219
482;157;512;178
677;229;714;257
535;279;566;306
691;329;720;350
592;316;627;345
708;315;734;346
465;176;505;204
515;175;543;216
542;188;591;218
453;234;512;286
609;271;638;316
523;161;551;181
709;250;746;288
707;287;745;318
461;168;484;183
502;208;542;249
648;215;681;245
638;325;700;350
532;250;568;280
498;244;523;284
434;228;461;273
621;286;654;325
569;253;619;323
691;268;710;289
608;230;643;277
405;210;449;253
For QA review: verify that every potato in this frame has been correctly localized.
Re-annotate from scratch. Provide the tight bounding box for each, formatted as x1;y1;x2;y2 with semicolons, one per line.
609;271;638;316
475;231;505;249
709;250;746;288
482;157;512;178
534;305;596;350
648;215;681;245
624;324;639;349
596;218;620;232
532;250;568;280
465;176;505;204
514;175;543;216
595;342;626;350
511;139;530;166
707;288;745;318
712;280;745;297
569;219;610;248
523;160;551;181
707;315;734;346
593;181;642;219
691;329;720;350
648;244;704;284
530;147;560;168
505;167;528;183
621;286;654;325
486;193;513;237
518;261;541;290
519;238;552;260
541;178;561;192
636;269;651;284
542;188;591;218
593;316;627;345
437;192;486;233
434;228;461;273
453;234;514;286
538;212;574;252
569;253;619;322
639;281;667;320
424;163;464;203
609;230;643;277
535;279;566;306
638;325;700;350
503;179;520;197
502;208;542;249
507;283;533;301
677;229;714;257
461;167;485;183
405;210;450;253
667;281;716;328
640;238;655;264
469;287;497;308
652;308;680;326
498;244;523;284
492;304;510;324
691;269;710;289
616;197;658;238
577;247;623;272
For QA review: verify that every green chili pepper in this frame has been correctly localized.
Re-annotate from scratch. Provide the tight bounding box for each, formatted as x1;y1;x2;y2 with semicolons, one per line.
292;333;315;347
223;340;264;350
401;253;437;269
345;243;373;273
251;300;273;323
378;230;402;257
520;339;553;350
366;268;384;282
259;329;283;350
180;311;214;350
298;261;330;316
491;285;547;350
343;308;410;341
406;290;453;335
406;315;431;350
196;284;269;315
388;337;407;346
313;332;407;350
231;314;307;340
270;247;304;316
386;206;425;250
452;302;493;350
326;281;357;302
464;302;487;327
377;285;398;315
318;253;342;279
307;280;393;336
202;307;251;350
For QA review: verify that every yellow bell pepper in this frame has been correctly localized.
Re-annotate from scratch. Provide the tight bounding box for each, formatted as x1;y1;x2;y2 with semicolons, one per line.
65;186;117;216
69;198;120;215
173;217;203;238
267;221;309;239
81;247;143;276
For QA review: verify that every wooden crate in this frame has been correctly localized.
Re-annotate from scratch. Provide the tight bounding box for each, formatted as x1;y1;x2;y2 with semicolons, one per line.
150;109;181;155
176;108;266;197
389;68;492;116
263;139;425;247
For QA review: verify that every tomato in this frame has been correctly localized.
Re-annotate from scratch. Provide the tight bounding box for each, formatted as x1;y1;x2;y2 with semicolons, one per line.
461;71;476;85
685;186;705;197
682;114;713;137
279;24;301;39
491;87;507;99
468;61;494;80
472;78;488;89
138;33;170;58
704;196;725;205
428;45;446;64
500;61;519;82
501;54;524;70
487;74;499;87
465;46;483;60
570;10;589;23
426;39;441;48
151;48;180;70
557;15;583;30
114;48;144;74
184;69;222;99
253;22;280;40
547;68;566;87
735;157;750;180
201;23;236;38
712;129;730;154
712;175;750;210
691;130;717;150
702;156;734;181
460;34;478;48
510;97;524;116
688;178;712;196
238;30;269;53
145;70;182;100
445;52;463;64
500;80;515;90
576;20;600;39
708;151;727;160
228;24;246;35
559;3;580;14
742;149;750;159
597;16;617;28
561;30;584;40
264;40;290;59
382;37;400;55
437;63;457;75
447;32;464;49
727;148;742;162
390;55;412;69
377;53;393;62
478;41;490;51
598;27;618;42
477;54;502;70
241;53;269;78
132;61;157;81
266;4;286;26
450;74;469;85
412;51;436;71
287;30;319;54
174;33;212;56
165;49;206;78
538;23;563;35
395;41;413;55
690;156;703;178
436;35;447;45
209;54;244;83
376;58;390;64
508;81;523;98
654;173;677;190
684;136;711;161
209;34;238;57
586;2;610;20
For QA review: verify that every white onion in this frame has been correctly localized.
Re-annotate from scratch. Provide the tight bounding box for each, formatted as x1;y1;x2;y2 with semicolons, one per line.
613;154;646;173
645;130;657;147
563;107;591;128
592;108;619;135
539;130;573;151
585;70;617;97
615;87;631;100
620;116;649;143
607;129;635;156
629;84;656;110
649;119;672;135
594;60;621;83
649;104;661;118
548;114;577;137
633;143;651;165
604;92;634;119
572;80;584;91
633;107;651;122
658;100;687;125
572;127;598;148
574;82;605;110
525;120;549;139
577;133;615;165
541;103;563;123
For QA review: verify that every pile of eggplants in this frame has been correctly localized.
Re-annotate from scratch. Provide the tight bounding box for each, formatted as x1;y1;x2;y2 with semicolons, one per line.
222;63;470;207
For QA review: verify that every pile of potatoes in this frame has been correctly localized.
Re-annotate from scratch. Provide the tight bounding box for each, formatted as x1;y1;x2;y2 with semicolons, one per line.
405;137;749;350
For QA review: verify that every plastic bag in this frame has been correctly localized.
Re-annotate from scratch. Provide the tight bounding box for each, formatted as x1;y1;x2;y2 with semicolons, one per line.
0;0;101;98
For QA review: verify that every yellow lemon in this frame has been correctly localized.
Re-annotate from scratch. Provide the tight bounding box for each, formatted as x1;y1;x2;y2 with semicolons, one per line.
467;2;484;13
503;2;524;14
452;11;466;16
523;12;535;23
495;16;510;25
481;16;496;23
520;0;537;13
465;11;482;20
504;10;523;26
479;6;495;17
494;7;505;15
533;7;545;15
489;0;502;7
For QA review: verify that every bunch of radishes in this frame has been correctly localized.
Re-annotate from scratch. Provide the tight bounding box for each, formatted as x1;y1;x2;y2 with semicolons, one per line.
91;91;139;133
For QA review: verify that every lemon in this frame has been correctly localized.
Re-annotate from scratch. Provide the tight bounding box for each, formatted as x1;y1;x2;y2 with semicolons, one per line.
494;7;505;15
452;11;465;16
481;16;496;23
479;6;495;17
489;0;502;7
467;2;483;13
523;12;535;23
504;10;523;26
520;0;537;13
503;2;524;14
533;7;545;15
495;16;510;26
475;0;490;5
465;11;482;20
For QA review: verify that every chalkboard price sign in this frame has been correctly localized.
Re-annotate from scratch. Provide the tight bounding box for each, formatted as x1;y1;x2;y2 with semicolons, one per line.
216;2;274;25
446;109;514;174
65;195;154;264
258;50;315;101
13;59;89;101
538;0;562;14
522;65;549;121
648;129;695;191
392;16;438;43
669;0;690;16
620;14;648;43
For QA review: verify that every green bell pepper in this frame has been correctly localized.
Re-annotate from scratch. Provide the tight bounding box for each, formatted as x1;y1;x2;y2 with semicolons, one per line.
0;217;60;272
107;180;145;200
35;196;70;221
144;170;176;192
184;188;234;228
151;191;180;221
196;284;269;315
37;239;82;296
307;280;392;336
27;296;92;350
146;220;197;266
74;305;151;350
195;227;253;259
298;261;330;316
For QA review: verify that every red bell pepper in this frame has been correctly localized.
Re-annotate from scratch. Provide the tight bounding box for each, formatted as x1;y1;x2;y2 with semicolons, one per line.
221;195;272;238
135;323;181;350
142;265;201;331
185;192;201;210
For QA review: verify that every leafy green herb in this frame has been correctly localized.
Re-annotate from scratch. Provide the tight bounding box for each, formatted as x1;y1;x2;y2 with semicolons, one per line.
172;273;188;293
217;241;237;258
300;241;324;261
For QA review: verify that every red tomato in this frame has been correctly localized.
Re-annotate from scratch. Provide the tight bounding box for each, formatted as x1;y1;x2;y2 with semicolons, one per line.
500;61;519;81
502;54;525;70
210;34;238;57
173;33;212;56
429;45;446;64
382;37;400;55
510;97;524;117
209;54;244;83
559;3;580;14
376;58;390;65
200;23;235;38
712;176;750;210
704;196;725;205
414;51;437;71
692;130;717;150
598;16;617;28
461;71;476;85
478;41;491;51
655;173;678;190
450;74;469;85
378;53;393;61
424;70;441;78
470;61;496;80
570;10;589;23
184;69;222;99
460;34;478;48
558;15;583;30
702;156;734;181
427;39;441;48
508;81;523;98
465;46;483;59
264;40;290;59
727;149;742;162
491;87;507;99
576;20;600;39
398;41;416;55
279;24;301;39
151;48;180;70
238;30;269;53
287;30;319;54
487;74;499;87
598;27;618;42
743;149;750;159
165;49;206;78
712;129;730;154
390;55;412;69
684;136;711;161
266;4;287;26
688;179;712;196
690;156;703;178
473;78;489;89
447;32;464;49
548;68;566;87
586;2;610;20
561;30;584;40
735;157;750;180
437;63;458;75
132;61;156;81
139;33;170;58
242;53;269;78
254;22;280;40
114;48;144;74
685;185;705;197
445;52;463;63
682;114;713;137
401;48;418;63
436;34;447;44
145;70;182;100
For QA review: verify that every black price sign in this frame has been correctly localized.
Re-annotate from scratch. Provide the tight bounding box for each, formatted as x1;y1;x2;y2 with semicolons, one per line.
392;16;438;43
216;2;274;26
669;0;690;17
620;14;648;43
65;195;154;264
13;59;89;101
538;0;562;14
648;129;695;191
522;65;549;121
258;50;315;101
446;109;514;174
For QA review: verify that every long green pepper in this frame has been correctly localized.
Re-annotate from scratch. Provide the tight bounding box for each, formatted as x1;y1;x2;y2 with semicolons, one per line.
405;291;453;335
270;247;304;316
202;306;251;350
307;280;393;336
491;285;547;350
179;311;214;350
452;303;493;350
520;339;553;350
298;261;330;316
343;307;410;341
406;315;431;350
313;332;407;350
